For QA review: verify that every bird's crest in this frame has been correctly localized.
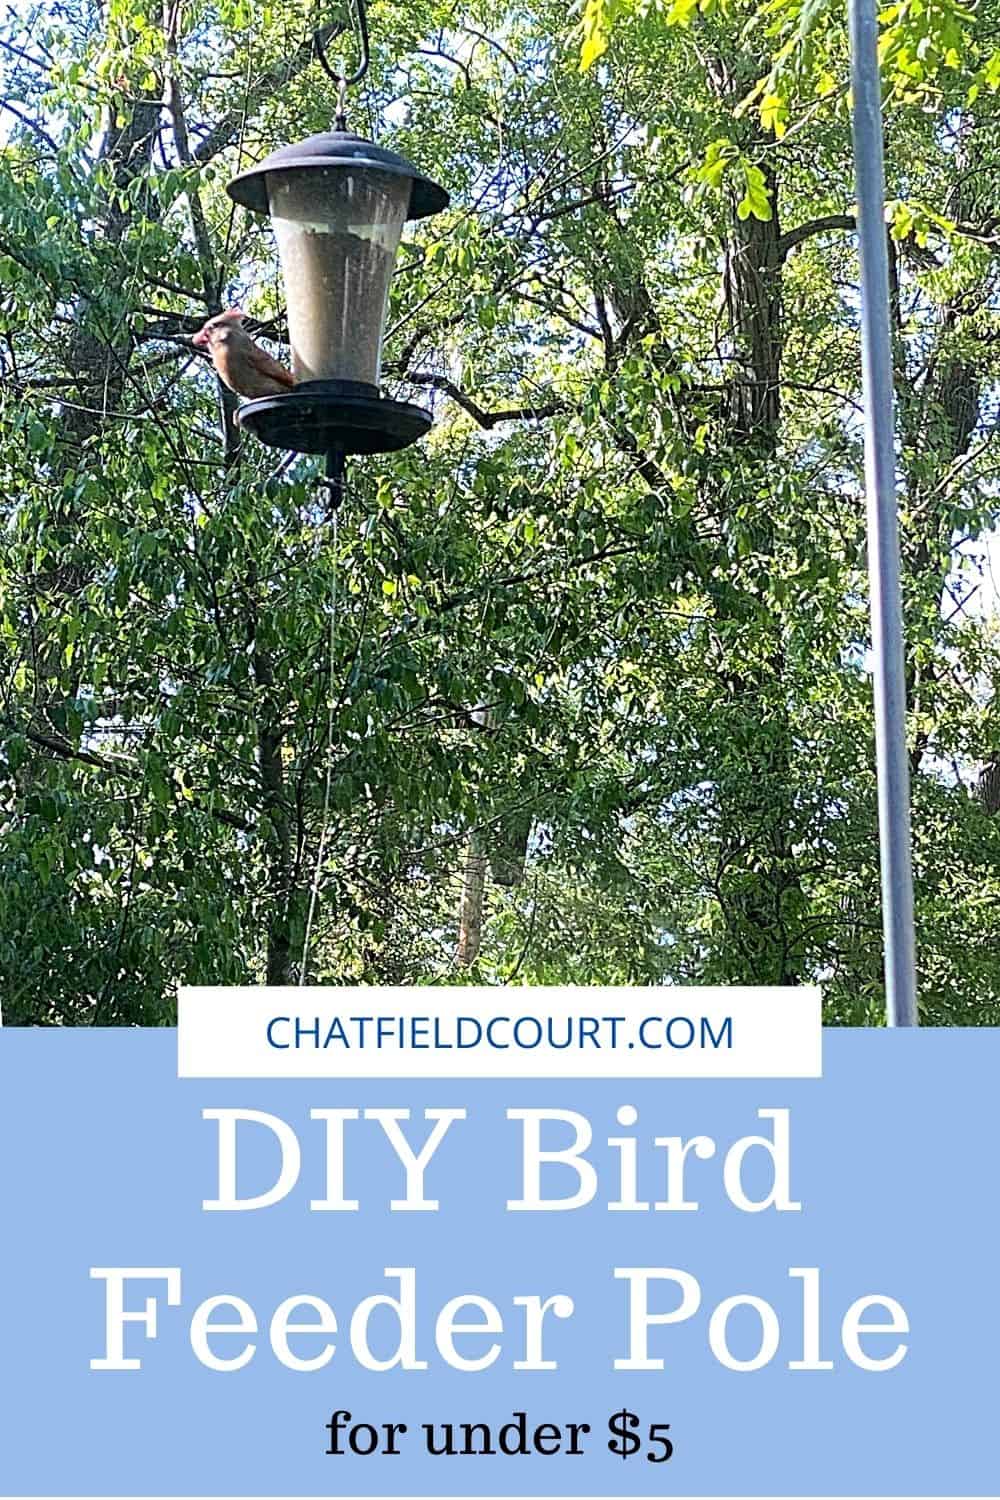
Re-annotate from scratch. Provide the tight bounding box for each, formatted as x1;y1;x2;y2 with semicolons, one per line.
192;307;248;346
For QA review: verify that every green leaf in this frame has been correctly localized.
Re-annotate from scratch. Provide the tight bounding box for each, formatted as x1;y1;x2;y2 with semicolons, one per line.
580;0;614;69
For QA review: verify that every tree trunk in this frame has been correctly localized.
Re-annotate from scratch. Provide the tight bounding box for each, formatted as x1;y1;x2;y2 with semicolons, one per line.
490;810;532;887
456;829;488;966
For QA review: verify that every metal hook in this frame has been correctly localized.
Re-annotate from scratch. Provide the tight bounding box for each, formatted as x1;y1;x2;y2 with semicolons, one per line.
315;0;370;125
334;75;349;132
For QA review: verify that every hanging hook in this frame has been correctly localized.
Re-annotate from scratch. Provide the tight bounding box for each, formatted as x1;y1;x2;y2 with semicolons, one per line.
335;75;349;131
314;0;370;128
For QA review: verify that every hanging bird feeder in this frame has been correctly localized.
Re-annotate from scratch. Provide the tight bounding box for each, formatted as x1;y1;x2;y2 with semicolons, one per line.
225;0;448;503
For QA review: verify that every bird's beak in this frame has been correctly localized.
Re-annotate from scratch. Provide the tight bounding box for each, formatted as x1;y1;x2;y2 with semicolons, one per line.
191;327;210;348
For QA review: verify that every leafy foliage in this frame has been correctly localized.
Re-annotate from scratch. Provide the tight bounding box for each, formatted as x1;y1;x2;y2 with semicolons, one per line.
1;0;999;1021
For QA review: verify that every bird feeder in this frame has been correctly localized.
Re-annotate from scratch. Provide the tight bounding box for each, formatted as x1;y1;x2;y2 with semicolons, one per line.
226;129;448;499
224;0;449;505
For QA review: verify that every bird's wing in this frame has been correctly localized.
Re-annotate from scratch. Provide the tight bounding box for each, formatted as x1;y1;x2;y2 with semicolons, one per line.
247;340;295;389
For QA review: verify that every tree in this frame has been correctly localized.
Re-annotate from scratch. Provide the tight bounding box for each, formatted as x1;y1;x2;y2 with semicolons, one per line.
1;0;999;1021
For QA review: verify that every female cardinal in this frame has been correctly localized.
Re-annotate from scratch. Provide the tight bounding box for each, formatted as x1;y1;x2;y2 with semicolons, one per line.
191;308;294;398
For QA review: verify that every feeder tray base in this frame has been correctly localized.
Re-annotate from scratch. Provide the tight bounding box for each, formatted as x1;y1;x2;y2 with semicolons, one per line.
237;380;432;456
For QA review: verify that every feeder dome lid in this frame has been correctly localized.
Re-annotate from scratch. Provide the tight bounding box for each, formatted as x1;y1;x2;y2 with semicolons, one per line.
227;130;449;220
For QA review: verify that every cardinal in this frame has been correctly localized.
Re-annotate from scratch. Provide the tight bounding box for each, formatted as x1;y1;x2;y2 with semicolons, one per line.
191;308;294;398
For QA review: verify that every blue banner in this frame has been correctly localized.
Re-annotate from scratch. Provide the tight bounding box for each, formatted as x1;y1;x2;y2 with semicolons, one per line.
0;1028;995;1495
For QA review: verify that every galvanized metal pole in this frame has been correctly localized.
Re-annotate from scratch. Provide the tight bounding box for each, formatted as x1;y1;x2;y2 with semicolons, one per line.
848;0;919;1025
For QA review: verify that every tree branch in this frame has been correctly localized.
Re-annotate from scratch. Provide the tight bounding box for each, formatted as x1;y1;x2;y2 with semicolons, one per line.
164;0;218;306
0;98;61;154
778;214;856;259
192;22;343;166
404;371;568;429
22;730;250;831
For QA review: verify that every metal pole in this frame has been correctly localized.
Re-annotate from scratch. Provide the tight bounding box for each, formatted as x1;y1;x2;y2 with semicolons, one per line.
847;0;919;1025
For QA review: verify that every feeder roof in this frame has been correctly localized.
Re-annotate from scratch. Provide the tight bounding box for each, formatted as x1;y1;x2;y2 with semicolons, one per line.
227;130;449;220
